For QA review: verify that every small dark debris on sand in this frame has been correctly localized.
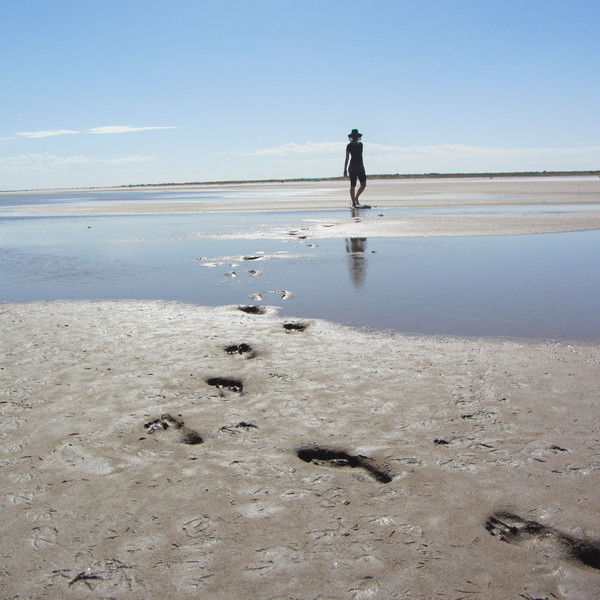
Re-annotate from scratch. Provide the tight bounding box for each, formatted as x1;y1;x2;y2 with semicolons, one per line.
219;422;259;434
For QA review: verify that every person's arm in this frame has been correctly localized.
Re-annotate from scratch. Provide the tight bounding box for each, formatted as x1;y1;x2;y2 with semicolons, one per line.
343;148;350;176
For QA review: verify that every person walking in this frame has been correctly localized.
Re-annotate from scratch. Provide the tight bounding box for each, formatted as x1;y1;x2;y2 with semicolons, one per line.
343;128;367;208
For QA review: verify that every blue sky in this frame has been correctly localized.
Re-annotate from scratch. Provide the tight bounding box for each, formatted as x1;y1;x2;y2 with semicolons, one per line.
2;0;599;190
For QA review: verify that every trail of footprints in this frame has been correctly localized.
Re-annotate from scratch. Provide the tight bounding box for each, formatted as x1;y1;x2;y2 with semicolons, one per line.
141;316;600;577
141;319;392;484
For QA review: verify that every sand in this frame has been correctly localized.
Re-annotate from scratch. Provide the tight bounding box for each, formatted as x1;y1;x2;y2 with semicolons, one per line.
2;177;600;599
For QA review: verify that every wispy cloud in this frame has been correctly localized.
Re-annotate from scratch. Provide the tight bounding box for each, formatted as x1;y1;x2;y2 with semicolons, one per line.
230;140;600;175
88;125;177;135
15;130;80;139
237;141;600;161
0;153;155;167
15;125;177;139
368;143;600;157
235;141;345;157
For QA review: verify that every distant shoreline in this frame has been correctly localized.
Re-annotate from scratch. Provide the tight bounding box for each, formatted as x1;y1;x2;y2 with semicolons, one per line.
2;170;600;194
121;170;600;189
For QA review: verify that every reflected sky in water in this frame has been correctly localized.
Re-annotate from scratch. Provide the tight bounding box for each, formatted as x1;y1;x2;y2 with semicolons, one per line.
1;210;599;340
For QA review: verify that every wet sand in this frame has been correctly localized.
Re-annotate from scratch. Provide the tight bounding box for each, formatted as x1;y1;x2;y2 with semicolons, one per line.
2;301;600;598
2;178;600;598
5;177;600;238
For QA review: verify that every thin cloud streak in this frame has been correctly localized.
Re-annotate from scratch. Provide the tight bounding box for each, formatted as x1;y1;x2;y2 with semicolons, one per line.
0;153;155;167
88;125;177;135
369;143;600;158
15;125;177;139
237;141;600;162
15;130;80;139
235;142;345;157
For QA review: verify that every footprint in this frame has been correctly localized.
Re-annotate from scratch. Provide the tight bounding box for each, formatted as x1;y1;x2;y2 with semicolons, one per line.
143;414;203;445
225;343;255;358
485;511;600;570
238;305;266;315
297;446;391;484
206;377;244;394
219;422;258;435
351;576;380;599
283;322;307;332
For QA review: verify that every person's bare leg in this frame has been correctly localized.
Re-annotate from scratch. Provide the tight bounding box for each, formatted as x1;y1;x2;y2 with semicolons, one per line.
355;183;366;204
350;185;357;206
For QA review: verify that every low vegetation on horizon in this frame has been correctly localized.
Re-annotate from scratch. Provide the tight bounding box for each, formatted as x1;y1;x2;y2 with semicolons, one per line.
5;170;600;193
123;170;600;190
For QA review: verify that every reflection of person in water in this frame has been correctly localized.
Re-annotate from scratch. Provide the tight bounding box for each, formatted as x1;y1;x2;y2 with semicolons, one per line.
345;237;367;289
343;129;366;208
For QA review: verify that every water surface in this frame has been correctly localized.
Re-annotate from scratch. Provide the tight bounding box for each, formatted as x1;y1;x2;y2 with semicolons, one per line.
1;207;598;341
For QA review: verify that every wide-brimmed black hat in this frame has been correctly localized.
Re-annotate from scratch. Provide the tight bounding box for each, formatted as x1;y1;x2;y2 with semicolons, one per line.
348;129;362;138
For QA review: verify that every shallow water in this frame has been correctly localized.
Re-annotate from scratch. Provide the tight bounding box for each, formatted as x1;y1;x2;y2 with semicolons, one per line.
1;205;599;340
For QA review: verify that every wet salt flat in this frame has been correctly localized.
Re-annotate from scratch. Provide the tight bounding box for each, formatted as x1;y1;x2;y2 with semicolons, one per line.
1;201;599;340
2;182;600;215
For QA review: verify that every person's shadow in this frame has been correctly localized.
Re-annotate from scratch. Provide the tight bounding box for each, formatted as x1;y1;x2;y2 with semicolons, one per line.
345;237;368;290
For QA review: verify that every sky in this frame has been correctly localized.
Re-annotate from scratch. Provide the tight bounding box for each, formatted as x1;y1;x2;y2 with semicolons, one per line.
1;0;599;190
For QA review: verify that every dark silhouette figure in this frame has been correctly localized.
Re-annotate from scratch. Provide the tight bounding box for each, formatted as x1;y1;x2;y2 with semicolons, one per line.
343;129;367;207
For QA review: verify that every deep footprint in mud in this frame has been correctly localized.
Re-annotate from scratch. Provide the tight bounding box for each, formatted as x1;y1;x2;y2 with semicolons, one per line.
238;305;266;315
225;343;255;359
206;377;244;395
297;446;392;484
143;413;203;445
485;511;600;570
283;322;307;332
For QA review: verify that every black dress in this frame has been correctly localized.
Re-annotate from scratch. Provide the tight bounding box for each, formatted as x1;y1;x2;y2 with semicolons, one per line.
346;142;364;174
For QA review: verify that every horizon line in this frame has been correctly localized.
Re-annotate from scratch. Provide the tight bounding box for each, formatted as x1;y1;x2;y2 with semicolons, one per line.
2;169;600;193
